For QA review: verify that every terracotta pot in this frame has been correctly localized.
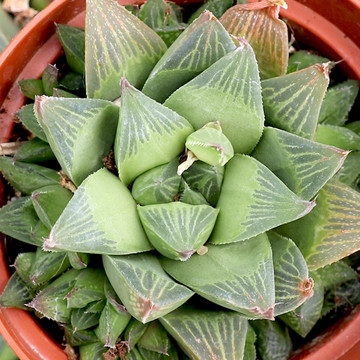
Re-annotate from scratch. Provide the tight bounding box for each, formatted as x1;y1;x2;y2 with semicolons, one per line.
0;0;359;359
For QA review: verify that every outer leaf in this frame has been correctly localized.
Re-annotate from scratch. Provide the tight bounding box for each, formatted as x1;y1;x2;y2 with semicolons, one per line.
85;0;167;100
346;120;360;135
14;138;56;163
318;80;359;125
79;342;107;360
251;320;292;360
164;40;265;154
132;159;181;205
278;179;360;269
34;96;119;186
287;50;329;74
125;348;145;360
0;156;59;195
188;0;233;24
124;318;150;351
71;307;101;331
0;332;19;360
64;326;98;346
44;168;152;255
243;325;257;360
16;104;47;142
103;253;194;323
261;64;330;139
114;79;193;185
18;79;44;100
268;231;313;317
159;305;248;360
161;234;276;319
137;321;170;355
13;252;37;289
210;155;315;244
251;127;349;200
220;1;288;79
138;202;219;261
42;65;59;96
137;345;179;360
142;10;236;103
0;6;20;53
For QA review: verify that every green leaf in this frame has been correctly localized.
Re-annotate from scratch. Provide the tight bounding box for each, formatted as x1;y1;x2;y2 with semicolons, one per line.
131;158;181;205
29;247;70;286
161;234;275;319
85;0;167;100
251;320;292;360
335;151;360;189
243;325;256;360
68;252;90;270
277;179;360;270
31;184;73;229
18;79;45;100
159;305;248;360
319;80;359;125
125;348;145;360
0;332;19;360
137;345;179;360
0;6;20;53
79;342;107;360
14;138;56;163
114;78;193;185
124;318;150;351
314;124;360;151
142;10;235;103
13;252;37;290
220;1;288;79
103;253;194;323
210;155;315;245
64;326;98;346
182;161;224;206
345;120;360;135
138;202;218;261
53;88;78;98
287;50;329;74
71;306;101;331
268;231;313;317
56;24;85;74
251;127;349;200
44;168;152;254
261;64;330;139
42;65;59;96
34;96;119;186
279;273;324;338
59;72;85;91
155;24;186;48
16;104;47;142
188;0;233;24
137;321;170;355
0;197;44;246
179;181;209;205
164;40;265;154
0;273;35;310
0;156;59;195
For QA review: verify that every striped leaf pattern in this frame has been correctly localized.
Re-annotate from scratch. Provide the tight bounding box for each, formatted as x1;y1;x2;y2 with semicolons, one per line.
142;10;236;103
161;234;276;319
179;181;209;205
261;64;330;139
252;127;349;200
35;96;119;186
85;0;167;100
335;151;360;189
138;202;219;261
103;253;194;323
159;306;248;360
115;79;193;185
164;40;264;154
137;321;170;355
44;169;151;255
243;325;257;360
220;1;288;79
131;159;181;205
268;232;313;317
278;179;360;269
182;161;224;206
210;155;315;244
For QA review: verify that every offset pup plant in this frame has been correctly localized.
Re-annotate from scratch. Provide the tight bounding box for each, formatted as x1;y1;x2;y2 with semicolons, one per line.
0;0;360;359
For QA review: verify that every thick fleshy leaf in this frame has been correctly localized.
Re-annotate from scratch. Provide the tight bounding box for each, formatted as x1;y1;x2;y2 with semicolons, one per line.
138;345;179;360
139;0;179;29
251;320;292;360
287;50;329;74
179;181;209;205
314;124;360;151
31;184;73;229
114;79;193;185
160;306;248;360
0;156;59;195
44;168;152;255
335;151;360;189
103;253;194;323
261;64;330;139
0;197;44;246
64;326;98;346
42;65;59;96
210;155;315;244
0;6;20;53
142;10;235;103
137;321;170;355
279;273;324;338
220;1;288;79
79;342;107;360
34;96;119;186
125;348;145;360
124;318;150;351
16;104;47;142
68;252;90;270
346;121;360;135
29;247;70;286
251;127;349;200
71;306;101;331
0;331;18;360
164;39;265;154
56;24;85;74
14;138;55;163
138;202;219;261
59;72;85;91
243;325;257;360
18;79;44;100
268;231;313;316
161;234;275;319
277;179;360;270
318;80;359;126
182;161;224;206
188;0;233;24
85;0;167;100
13;252;37;289
131;159;181;205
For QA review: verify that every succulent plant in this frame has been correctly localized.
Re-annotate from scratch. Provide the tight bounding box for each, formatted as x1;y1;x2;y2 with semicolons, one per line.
0;0;359;359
